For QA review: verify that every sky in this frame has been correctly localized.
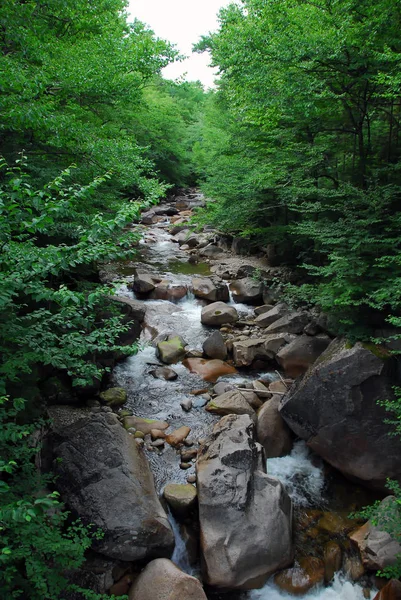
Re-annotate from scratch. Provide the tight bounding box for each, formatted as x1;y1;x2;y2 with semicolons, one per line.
127;0;233;88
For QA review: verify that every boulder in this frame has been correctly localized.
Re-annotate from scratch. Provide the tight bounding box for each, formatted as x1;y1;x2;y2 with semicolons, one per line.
196;414;293;589
201;302;238;326
141;210;157;225
49;411;174;561
206;390;256;421
153;204;179;217
192;277;229;302
199;244;223;258
203;331;227;360
123;416;169;436
257;395;293;458
183;358;237;382
254;304;274;316
99;387;127;407
232;334;293;367
274;557;325;595
149;367;178;381
128;558;207;600
279;338;401;491
165;426;191;447
373;580;401;600
349;496;401;570
254;303;289;328
266;311;310;334
156;335;186;364
229;278;263;305
163;484;197;516
132;272;159;295
151;284;188;301
276;334;331;378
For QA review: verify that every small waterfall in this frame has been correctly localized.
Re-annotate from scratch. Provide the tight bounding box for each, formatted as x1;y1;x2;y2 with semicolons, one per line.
168;510;197;576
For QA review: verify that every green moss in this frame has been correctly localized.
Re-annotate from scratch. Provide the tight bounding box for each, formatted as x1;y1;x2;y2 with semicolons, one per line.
362;342;391;359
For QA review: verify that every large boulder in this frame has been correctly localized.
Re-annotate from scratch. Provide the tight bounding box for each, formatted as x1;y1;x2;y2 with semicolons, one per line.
132;272;160;295
183;357;237;382
350;496;401;570
279;338;401;491
192;277;229;302
276;334;331;378
196;414;293;589
205;390;257;421
254;303;288;328
156;335;186;364
266;311;310;334
229;278;263;305
373;580;401;600
203;331;227;360
201;302;238;326
232;334;294;367
129;558;207;600
49;410;174;561
257;395;293;458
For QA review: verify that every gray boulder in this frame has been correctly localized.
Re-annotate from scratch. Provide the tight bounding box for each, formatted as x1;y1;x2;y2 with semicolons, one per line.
276;334;331;378
196;414;293;589
257;395;293;458
156;335;186;364
201;302;238;326
49;410;174;561
129;558;207;600
229;278;263;305
232;334;294;367
266;311;310;334
206;390;257;421
279;338;401;491
192;277;229;302
132;272;159;295
254;303;289;328
203;331;227;360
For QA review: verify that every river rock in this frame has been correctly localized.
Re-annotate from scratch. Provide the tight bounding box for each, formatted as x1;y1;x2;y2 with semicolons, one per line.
257;395;293;458
192;277;229;302
123;416;169;436
276;334;331;378
203;331;227;360
156;335;186;364
196;414;293;589
165;426;191;447
99;387;127;407
206;390;256;421
229;278;263;305
151;283;188;301
254;303;289;328
274;557;325;595
163;484;197;516
266;311;310;334
349;496;401;570
183;357;237;382
373;580;401;600
128;558;207;600
49;411;174;561
132;272;159;295
201;302;238;326
324;541;342;583
199;243;223;258
279;338;401;491
254;304;274;316
252;380;272;399
232;333;293;367
149;366;178;381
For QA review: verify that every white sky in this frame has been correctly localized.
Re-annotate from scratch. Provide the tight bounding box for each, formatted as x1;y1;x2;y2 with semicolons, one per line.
127;0;233;88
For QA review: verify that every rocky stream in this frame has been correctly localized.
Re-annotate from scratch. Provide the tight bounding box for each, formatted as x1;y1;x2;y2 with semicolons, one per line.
48;190;401;600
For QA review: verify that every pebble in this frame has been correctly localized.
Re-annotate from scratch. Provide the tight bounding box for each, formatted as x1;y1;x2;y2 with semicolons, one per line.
184;437;195;447
180;462;192;470
187;474;197;484
135;438;144;447
134;431;144;439
152;439;165;448
181;448;197;462
192;396;208;408
181;399;193;412
127;427;136;435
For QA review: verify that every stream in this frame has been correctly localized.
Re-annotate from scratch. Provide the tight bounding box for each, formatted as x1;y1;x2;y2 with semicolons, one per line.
109;193;379;600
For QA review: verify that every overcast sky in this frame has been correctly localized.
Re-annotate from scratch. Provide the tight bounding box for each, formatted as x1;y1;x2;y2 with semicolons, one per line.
127;0;234;88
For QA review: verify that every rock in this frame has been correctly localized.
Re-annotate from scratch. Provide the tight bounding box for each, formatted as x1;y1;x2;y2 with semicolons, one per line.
163;484;197;516
206;390;256;421
149;367;178;381
324;541;342;583
180;462;192;469
192;277;229;302
276;334;331;378
132;272;158;295
110;574;133;597
266;311;310;334
373;580;401;600
229;278;263;305
99;387;127;407
151;284;188;301
166;426;191;447
201;302;238;326
187;474;197;484
213;382;235;396
252;380;271;399
269;380;290;393
141;210;157;225
183;358;237;382
181;448;197;462
203;331;227;360
152;439;165;448
180;399;193;412
232;333;293;367
274;557;325;595
254;303;289;328
199;244;223;258
153;204;179;217
150;429;166;440
257;395;293;458
254;304;274;316
350;496;401;570
344;555;365;581
49;411;174;561
156;335;186;365
185;348;203;358
279;338;401;491
123;416;169;436
128;558;207;600
196;414;293;589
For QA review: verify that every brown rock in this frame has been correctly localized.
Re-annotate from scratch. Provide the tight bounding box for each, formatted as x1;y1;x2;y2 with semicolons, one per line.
183;358;237;382
324;541;342;583
276;334;331;378
257;395;293;458
166;426;191;447
151;429;166;440
274;557;325;595
163;483;197;515
373;580;401;600
206;390;256;421
123;417;169;436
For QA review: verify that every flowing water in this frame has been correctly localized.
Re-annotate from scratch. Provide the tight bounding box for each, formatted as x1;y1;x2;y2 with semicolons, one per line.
111;205;378;600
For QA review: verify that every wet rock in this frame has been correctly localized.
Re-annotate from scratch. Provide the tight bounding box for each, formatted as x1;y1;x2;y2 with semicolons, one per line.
206;390;257;421
181;448;198;462
203;331;227;360
132;272;159;294
197;414;293;589
187;474;197;484
185;348;204;358
344;555;365;581
269;380;290;394
350;496;401;570
232;333;293;367
156;335;186;365
192;277;229;303
372;580;401;600
129;560;207;600
201;302;238;326
99;387;127;407
183;358;237;382
123;416;169;436
49;411;174;561
213;382;235;396
252;380;272;399
152;439;165;448
279;338;401;491
180;399;193;412
229;278;263;305
324;541;342;583
141;210;157;225
257;395;293;458
149;366;178;381
166;426;191;447
254;303;289;328
153;204;179;217
150;429;166;440
151;283;188;301
254;304;274;316
317;512;355;536
180;462;192;470
266;311;310;334
276;334;331;378
163;484;197;516
110;573;133;597
274;557;325;595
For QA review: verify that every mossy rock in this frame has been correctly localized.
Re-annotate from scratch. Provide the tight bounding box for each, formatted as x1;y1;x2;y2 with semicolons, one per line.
99;387;127;407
